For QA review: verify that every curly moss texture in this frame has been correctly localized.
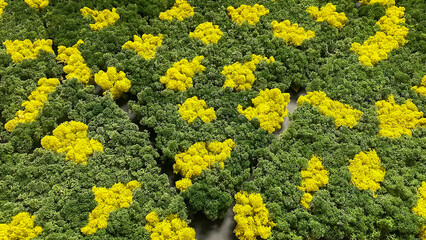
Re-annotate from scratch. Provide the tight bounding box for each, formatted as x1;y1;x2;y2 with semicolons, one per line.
0;0;425;239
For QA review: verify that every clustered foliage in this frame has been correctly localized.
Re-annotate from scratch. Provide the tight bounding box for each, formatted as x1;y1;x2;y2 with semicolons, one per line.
0;0;425;239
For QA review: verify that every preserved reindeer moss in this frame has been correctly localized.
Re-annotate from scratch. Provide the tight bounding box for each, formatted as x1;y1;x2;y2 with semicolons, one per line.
1;0;425;239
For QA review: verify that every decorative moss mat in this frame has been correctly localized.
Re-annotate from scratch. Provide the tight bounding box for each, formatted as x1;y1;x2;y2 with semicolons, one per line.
0;0;425;239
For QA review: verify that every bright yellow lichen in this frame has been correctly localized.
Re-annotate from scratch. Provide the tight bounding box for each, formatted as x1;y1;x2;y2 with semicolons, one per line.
56;40;92;85
24;0;48;10
238;88;290;134
413;182;426;240
272;20;315;46
160;56;205;91
189;22;223;44
351;6;408;66
0;212;42;240
3;39;54;63
360;0;395;6
413;182;426;217
4;78;60;132
412;75;426;96
227;4;269;26
159;0;194;21
122;34;163;60
81;181;141;235
94;67;131;100
0;0;7;16
178;96;216;124
174;139;236;191
297;91;364;128
298;155;330;209
376;94;426;138
233;191;275;240
222;54;275;91
80;7;120;31
306;3;347;29
145;211;196;240
41;121;103;165
348;150;385;197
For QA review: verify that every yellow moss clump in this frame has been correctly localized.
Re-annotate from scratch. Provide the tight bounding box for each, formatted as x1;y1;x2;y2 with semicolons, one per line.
56;40;92;85
351;6;408;66
189;22;223;44
348;150;385;197
306;3;347;29
297;91;364;128
24;0;48;10
80;7;120;31
3;39;54;63
94;67;131;100
0;212;42;240
376;94;426;138
227;4;269;26
122;34;163;60
272;20;315;46
174;139;236;191
413;182;426;217
81;181;141;235
145;211;196;240
413;182;426;240
298;155;330;209
360;0;395;6
412;75;426;96
233;191;275;240
41;121;103;165
5;78;60;132
238;88;290;134
222;54;275;91
159;0;194;21
160;56;205;91
0;0;7;16
178;96;216;124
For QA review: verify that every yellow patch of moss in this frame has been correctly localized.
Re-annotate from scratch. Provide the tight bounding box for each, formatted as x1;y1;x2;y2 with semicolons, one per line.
122;34;163;60
145;211;196;240
412;75;426;96
81;181;141;235
160;56;205;91
351;6;408;66
375;94;426;138
238;88;290;134
298;155;330;209
222;54;274;91
178;96;216;124
56;40;92;85
0;0;7;16
174;139;236;191
306;3;347;29
189;22;223;44
297;91;364;128
5;78;60;132
272;20;315;46
3;39;54;62
80;7;120;31
41;121;103;164
24;0;48;10
233;191;275;240
227;4;269;26
348;150;385;197
159;0;194;21
94;67;131;99
0;212;42;240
